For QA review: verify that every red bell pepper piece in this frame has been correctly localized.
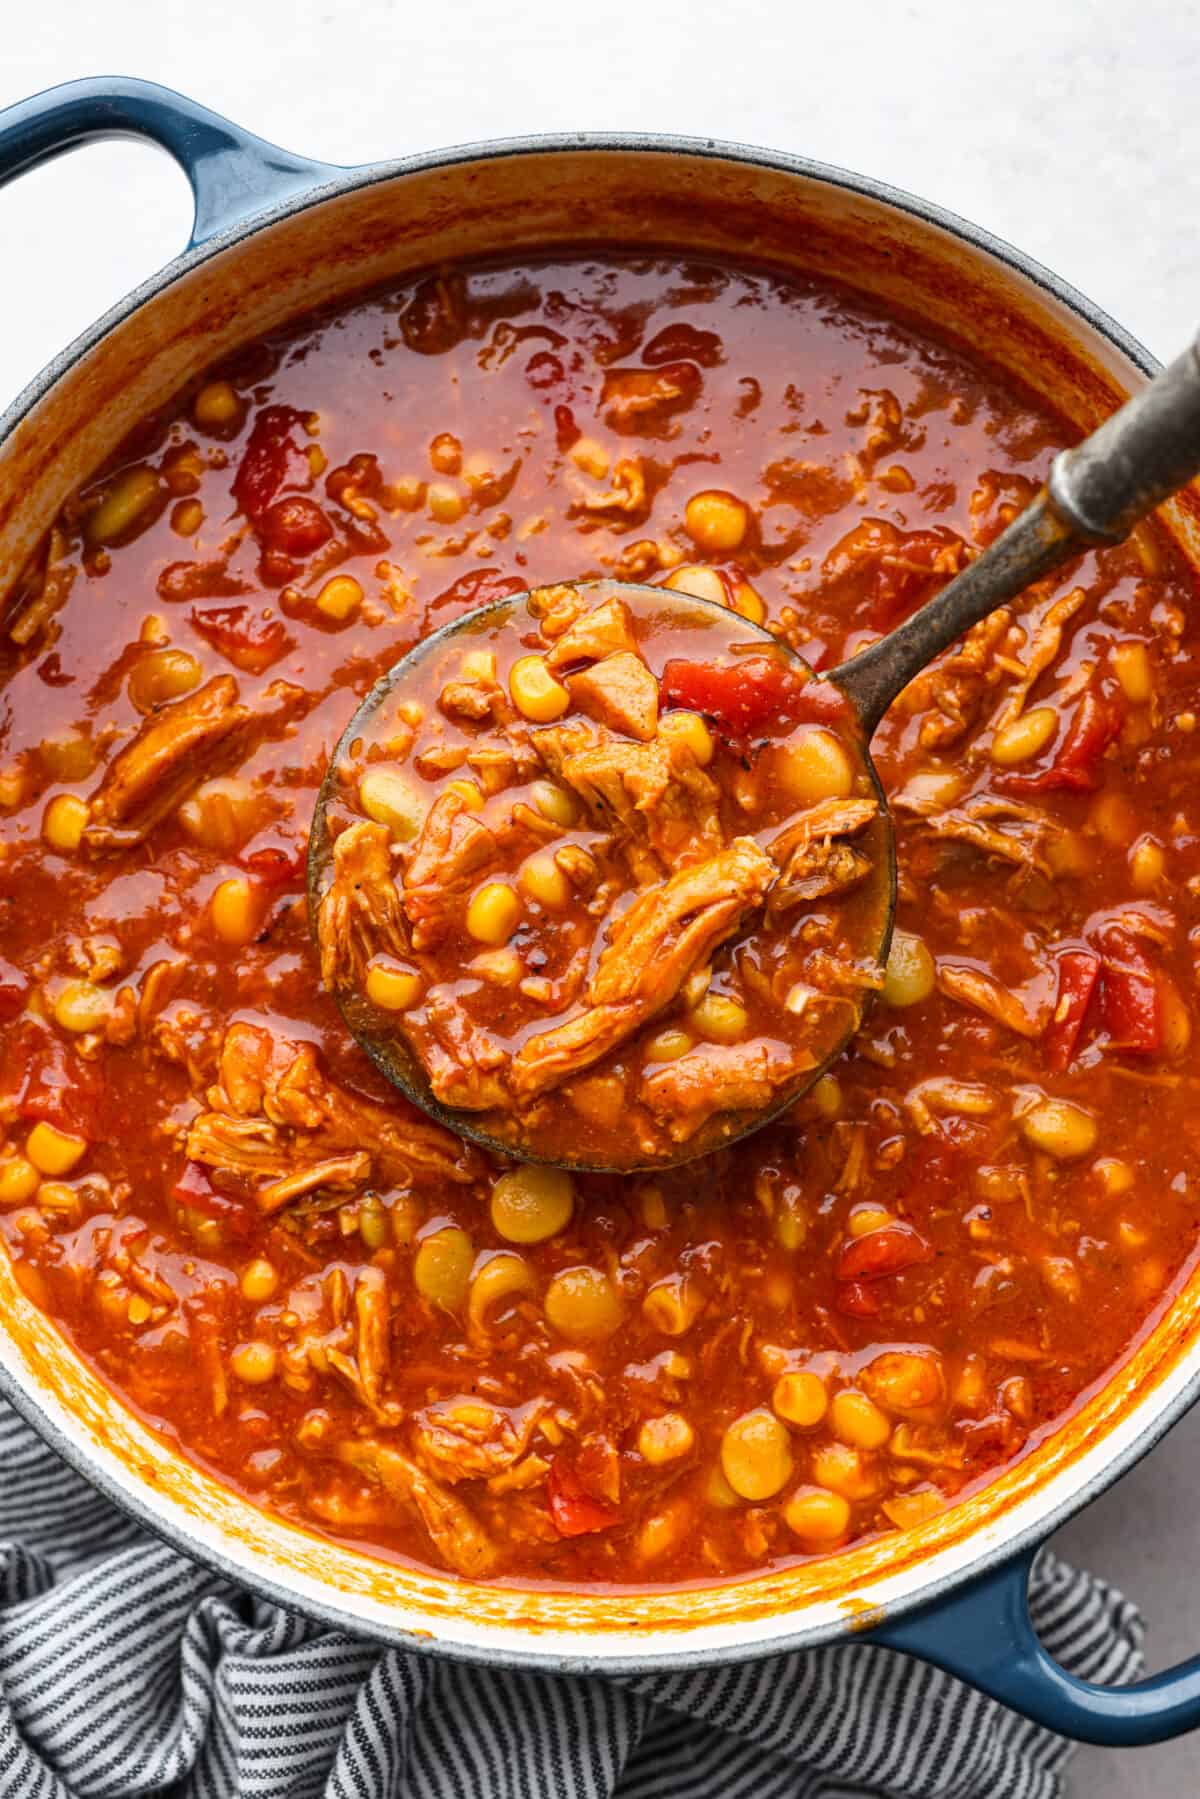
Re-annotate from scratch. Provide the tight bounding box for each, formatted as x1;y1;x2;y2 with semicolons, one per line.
429;568;528;618
0;956;28;1022
660;656;813;740
834;1279;883;1318
836;1222;931;1285
1043;949;1101;1071
1094;926;1162;1054
231;404;310;522
2;1019;102;1137
241;841;306;885
1003;689;1123;796
545;1460;618;1537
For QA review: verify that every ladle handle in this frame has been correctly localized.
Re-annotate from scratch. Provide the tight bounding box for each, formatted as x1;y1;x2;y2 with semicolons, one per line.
833;335;1200;733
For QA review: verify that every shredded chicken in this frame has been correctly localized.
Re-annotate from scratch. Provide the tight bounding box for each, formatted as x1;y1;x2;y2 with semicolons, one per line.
567;651;659;742
84;675;304;851
317;819;407;991
402;790;498;949
768;796;879;913
913;609;1021;749
512;839;774;1099
544;595;639;668
337;1438;498;1578
412;1397;549;1485
992;587;1088;729
905;1077;1000;1135
186;1021;482;1205
574;457;648;521
532;719;721;884
938;964;1048;1038
894;788;1055;878
642;1040;805;1140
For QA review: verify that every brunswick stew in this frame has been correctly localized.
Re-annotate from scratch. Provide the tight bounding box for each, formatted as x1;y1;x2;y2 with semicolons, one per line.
1;253;1199;1586
314;581;889;1164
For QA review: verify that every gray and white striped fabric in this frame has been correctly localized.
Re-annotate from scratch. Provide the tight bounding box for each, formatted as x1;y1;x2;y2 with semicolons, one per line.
0;1398;1142;1799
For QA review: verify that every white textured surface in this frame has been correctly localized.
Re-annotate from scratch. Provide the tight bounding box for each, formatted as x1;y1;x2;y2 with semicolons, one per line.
1;5;1198;1792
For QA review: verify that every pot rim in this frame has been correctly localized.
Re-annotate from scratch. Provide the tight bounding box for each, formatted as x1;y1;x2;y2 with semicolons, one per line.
0;124;1188;1675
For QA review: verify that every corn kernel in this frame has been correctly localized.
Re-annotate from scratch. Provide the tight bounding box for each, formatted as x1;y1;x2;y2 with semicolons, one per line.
210;876;260;946
470;947;522;986
663;563;727;606
358;768;423;840
26;1122;86;1177
848;1205;894;1238
773;1370;828;1429
230;1340;277;1384
171;498;204;536
43;793;88;853
1088;790;1137;848
784;1487;851;1546
365;960;422;1011
658;708;715;766
429;432;463;476
0;1159;40;1206
466;881;520;944
509;655;570;722
689;993;748;1043
1129;835;1165;893
638;1413;695;1465
830;1389;892;1450
1094;1156;1134;1196
193;381;243;429
241;1258;280;1302
685;490;749;554
316;574;363;621
645;1027;694;1062
52;980;111;1034
460;648;497;682
569;437;611;478
1112;640;1154;704
427;482;466;523
809;1073;843;1120
518;852;570;910
990;705;1058;766
127;1294;153;1326
638;1183;668;1229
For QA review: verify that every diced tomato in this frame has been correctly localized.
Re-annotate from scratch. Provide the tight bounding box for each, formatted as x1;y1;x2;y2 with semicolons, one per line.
157;559;249;605
835;1279;882;1318
660;655;812;740
429;568;528;619
0;957;28;1021
823;520;968;630
1043;949;1101;1071
2;1019;102;1137
1093;925;1162;1054
525;351;565;391
241;840;306;884
545;1459;618;1537
261;496;332;559
231;404;310;522
190;603;293;674
1003;688;1124;796
836;1222;931;1284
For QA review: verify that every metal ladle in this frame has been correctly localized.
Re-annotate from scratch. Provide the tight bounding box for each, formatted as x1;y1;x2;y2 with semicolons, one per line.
310;335;1200;1169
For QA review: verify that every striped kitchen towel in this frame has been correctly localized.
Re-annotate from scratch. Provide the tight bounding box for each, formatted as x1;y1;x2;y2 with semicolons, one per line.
0;1398;1142;1799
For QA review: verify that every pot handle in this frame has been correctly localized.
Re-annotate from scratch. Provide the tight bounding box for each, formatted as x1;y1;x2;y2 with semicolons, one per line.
0;76;336;249
871;1544;1200;1746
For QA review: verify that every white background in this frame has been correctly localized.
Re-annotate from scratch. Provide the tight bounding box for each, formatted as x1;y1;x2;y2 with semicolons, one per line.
2;5;1199;1793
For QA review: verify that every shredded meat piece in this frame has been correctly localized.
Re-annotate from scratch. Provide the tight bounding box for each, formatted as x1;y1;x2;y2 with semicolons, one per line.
642;1040;804;1139
83;676;303;850
768;797;879;913
466;738;540;795
913;609;1020;749
575;457;648;521
894;789;1055;878
412;1397;549;1484
526;583;587;637
317;819;407;991
993;587;1089;729
567;652;659;741
545;596;639;668
403;790;498;949
532;720;721;883
421;991;511;1111
938;964;1048;1038
438;677;504;722
186;1021;481;1204
336;1438;498;1577
512;838;773;1100
905;1077;1000;1134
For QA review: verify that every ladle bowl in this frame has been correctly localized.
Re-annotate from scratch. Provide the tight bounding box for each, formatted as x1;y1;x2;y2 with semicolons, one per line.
310;333;1200;1170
